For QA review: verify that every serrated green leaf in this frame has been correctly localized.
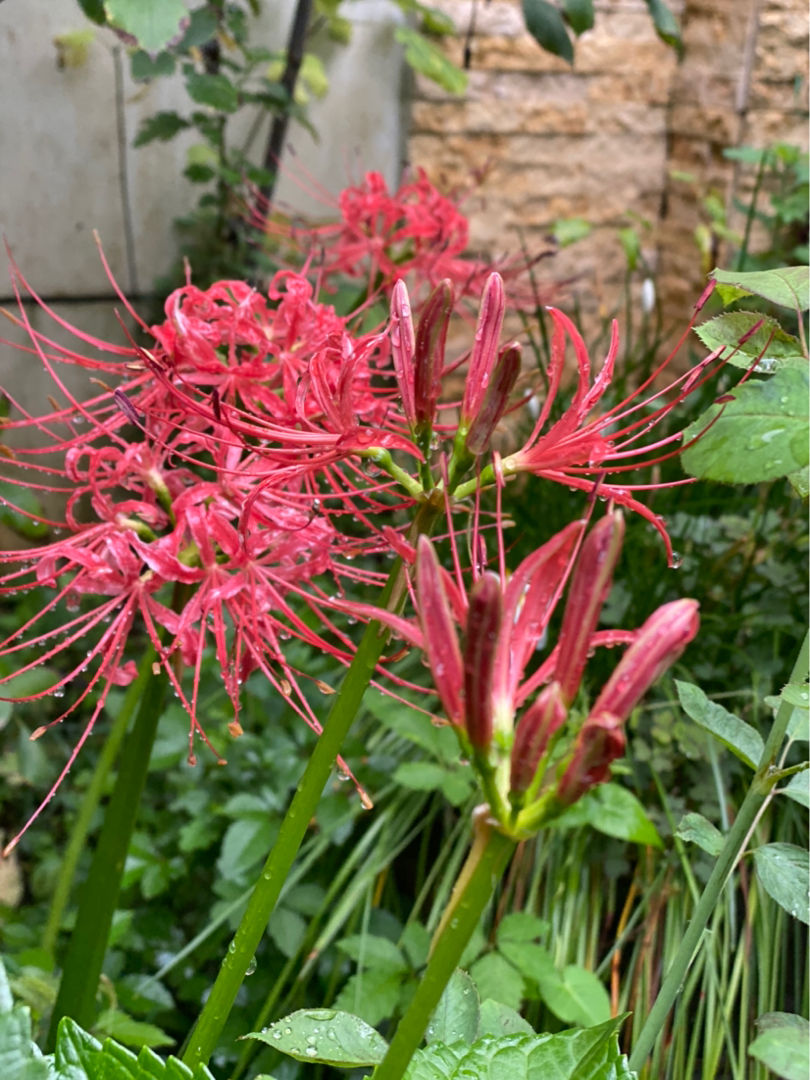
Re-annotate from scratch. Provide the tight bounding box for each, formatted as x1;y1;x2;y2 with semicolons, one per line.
562;0;594;35
496;912;549;945
552;783;663;847
676;681;764;768
426;970;480;1045
681;367;810;485
394;28;467;93
403;1017;630;1080
104;0;189;55
748;1012;810;1080
185;72;240;113
134;111;190;147
676;811;725;856
711;266;809;311
246;1009;389;1067
521;0;574;63
333;968;406;1027
754;843;809;924
95;1009;173;1050
643;0;682;52
470;952;525;1011
693;311;806;372
0;1008;47;1080
337;934;408;972
54;1016;102;1067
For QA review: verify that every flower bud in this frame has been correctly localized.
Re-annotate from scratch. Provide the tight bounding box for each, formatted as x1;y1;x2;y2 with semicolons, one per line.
510;681;567;794
463;572;503;751
591;599;699;721
390;279;416;426
556;711;625;807
461;272;505;425
555;512;625;705
414;280;453;429
465;342;521;455
415;536;464;727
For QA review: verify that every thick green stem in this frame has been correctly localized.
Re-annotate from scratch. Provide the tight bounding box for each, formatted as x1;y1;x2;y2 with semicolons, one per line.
46;666;168;1046
372;810;516;1080
628;628;809;1073
42;649;157;958
182;505;440;1067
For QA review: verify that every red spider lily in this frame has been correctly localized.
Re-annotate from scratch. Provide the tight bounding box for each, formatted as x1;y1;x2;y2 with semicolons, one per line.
500;287;723;564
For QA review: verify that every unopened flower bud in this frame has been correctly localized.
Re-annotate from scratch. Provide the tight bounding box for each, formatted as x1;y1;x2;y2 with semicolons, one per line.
465;342;521;455
591;599;699;721
415;536;464;728
414;280;453;429
556;711;625;807
390;279;416;426
461;272;505;425
555;512;624;705
463;572;503;751
510;681;567;794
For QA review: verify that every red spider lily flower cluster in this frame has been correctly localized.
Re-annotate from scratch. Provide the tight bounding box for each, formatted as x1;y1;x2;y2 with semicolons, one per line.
258;168;547;305
354;515;698;837
0;201;721;851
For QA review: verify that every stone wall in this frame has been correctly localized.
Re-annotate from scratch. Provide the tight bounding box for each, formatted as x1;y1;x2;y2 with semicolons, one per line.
407;0;808;337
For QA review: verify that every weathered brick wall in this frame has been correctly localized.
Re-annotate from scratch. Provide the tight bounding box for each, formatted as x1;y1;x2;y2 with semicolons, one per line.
408;0;808;335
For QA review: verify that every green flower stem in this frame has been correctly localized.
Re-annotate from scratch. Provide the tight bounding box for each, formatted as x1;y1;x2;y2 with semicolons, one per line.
372;811;516;1080
182;504;440;1067
41;648;158;958
46;663;168;1046
628;628;809;1074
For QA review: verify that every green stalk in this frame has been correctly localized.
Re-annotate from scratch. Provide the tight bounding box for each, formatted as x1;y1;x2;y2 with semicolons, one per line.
628;628;809;1073
182;504;439;1066
47;665;168;1045
372;812;516;1080
42;648;157;957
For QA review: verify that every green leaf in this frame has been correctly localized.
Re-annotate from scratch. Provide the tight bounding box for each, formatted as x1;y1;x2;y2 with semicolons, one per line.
521;0;574;63
246;1009;389;1067
781;770;809;808
55;1016;102;1067
333;969;406;1027
426;970;480;1045
693;311;806;372
496;912;549;945
216;817;277;882
676;681;764;767
470;953;524;1011
401;923;431;968
267;906;307;959
562;0;594;35
134;111;190;148
681;366;810;486
477;999;533;1037
754;843;810;924
748;1012;810;1080
130;50;176;80
403;1017;631;1080
552;218;591;247
394;28;467;94
676;811;725;856
643;0;682;52
337;934;408;973
103;0;190;55
553;783;663;847
498;941;556;988
0;1007;49;1080
788;466;809;498
185;72;240;113
0;958;12;1014
393;762;473;805
710;265;810;311
94;1009;174;1049
77;0;107;24
540;965;612;1028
